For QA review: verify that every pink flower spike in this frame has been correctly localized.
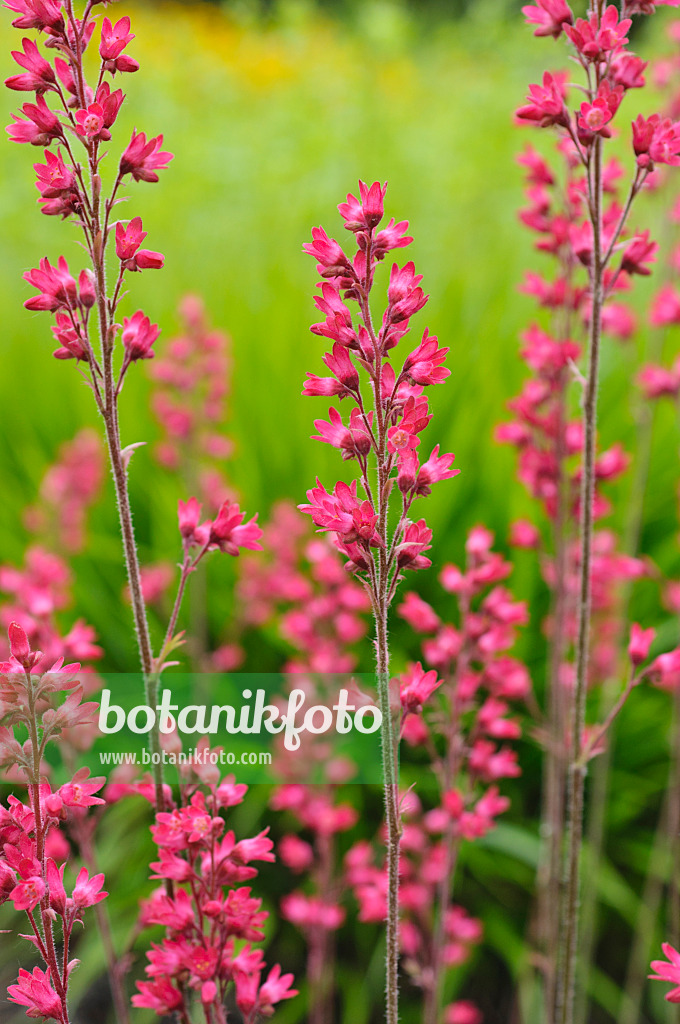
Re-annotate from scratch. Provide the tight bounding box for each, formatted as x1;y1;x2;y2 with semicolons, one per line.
650;943;680;1002
72;866;107;908
121;310;160;362
628;623;655;665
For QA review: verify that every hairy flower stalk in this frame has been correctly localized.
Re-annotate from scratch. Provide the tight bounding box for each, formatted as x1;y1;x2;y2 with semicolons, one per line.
3;2;263;831
301;181;458;1022
557;129;604;1024
516;2;680;1020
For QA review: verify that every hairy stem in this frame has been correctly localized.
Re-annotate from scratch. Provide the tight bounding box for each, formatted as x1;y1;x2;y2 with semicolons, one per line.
555;130;603;1024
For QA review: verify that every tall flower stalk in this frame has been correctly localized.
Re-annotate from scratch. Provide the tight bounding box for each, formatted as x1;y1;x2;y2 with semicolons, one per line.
300;181;459;1022
517;2;680;1020
3;1;262;819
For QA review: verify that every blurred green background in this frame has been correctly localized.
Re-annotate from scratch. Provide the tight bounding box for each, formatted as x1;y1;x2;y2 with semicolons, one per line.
2;1;680;1022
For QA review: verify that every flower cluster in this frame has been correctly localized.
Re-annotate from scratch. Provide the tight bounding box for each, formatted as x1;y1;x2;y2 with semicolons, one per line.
24;429;104;554
300;180;457;583
149;295;234;495
133;757;296;1022
0;622;105;1024
238;501;370;674
6;4;171;381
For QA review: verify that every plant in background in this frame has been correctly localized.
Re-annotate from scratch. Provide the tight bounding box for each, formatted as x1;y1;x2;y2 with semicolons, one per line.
516;2;680;1021
343;526;529;1024
301;179;458;1022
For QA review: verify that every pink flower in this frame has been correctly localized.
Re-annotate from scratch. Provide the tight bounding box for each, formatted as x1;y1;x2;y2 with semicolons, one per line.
46;859;66;915
7;95;62;145
209;501;263;556
132;978;184;1015
121;310;160;362
397;592;441;633
58;769;105;808
235;964;297;1018
415;446;460;496
444;1001;483;1024
8;619;33;667
34;150;75;198
650;943;680;1002
303;226;351;276
522;0;573;38
74;103;108;140
386;261;428;323
278;835;314;873
397;520;432;571
516;72;569;128
72;867;107;908
5;0;64;32
628;623;655;665
577;82;622;139
178;497;203;540
281;892;345;930
402;329;450;386
6;37;56;93
637;364;680;399
565;5;631;61
100;16;135;60
120;130;173;183
509;519;541;549
621;231;658;276
7;967;63;1022
400;662;442;714
650;284;680;326
10;873;45;911
338;180;386;232
115;217;164;271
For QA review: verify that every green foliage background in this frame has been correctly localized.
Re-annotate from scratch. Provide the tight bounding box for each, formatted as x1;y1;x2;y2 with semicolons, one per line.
1;1;680;1021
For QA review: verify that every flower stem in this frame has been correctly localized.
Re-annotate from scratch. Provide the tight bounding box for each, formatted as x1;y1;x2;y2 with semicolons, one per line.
554;131;604;1024
375;597;400;1024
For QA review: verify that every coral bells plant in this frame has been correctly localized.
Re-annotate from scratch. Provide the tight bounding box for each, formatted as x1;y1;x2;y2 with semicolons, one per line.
4;0;172;801
301;181;458;1022
517;2;680;1022
0;621;106;1024
133;753;296;1024
3;0;263;808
